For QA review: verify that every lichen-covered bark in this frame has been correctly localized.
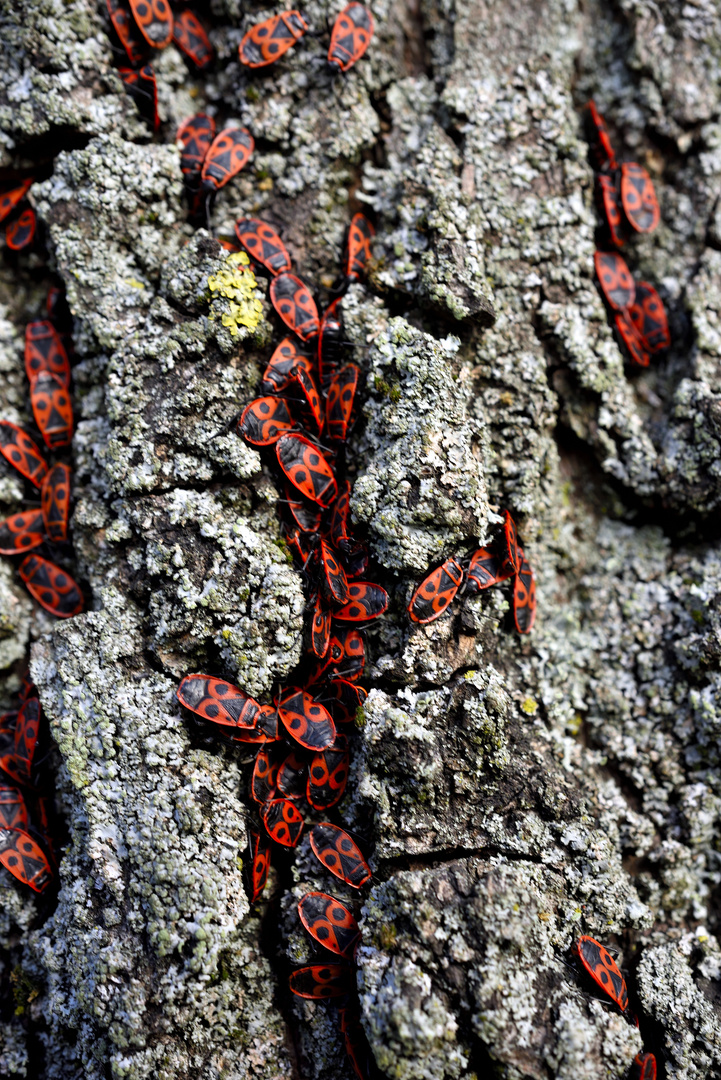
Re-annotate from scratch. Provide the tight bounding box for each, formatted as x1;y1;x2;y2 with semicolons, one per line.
1;0;721;1078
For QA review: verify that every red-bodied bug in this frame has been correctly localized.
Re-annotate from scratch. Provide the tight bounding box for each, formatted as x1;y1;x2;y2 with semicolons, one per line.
0;421;48;487
277;750;307;800
277;686;336;751
615;311;650;367
0;180;33;226
118;65;160;132
318;298;343;386
327;3;374;72
262;338;312;394
331;627;365;682
574;935;630;1015
326;364;359;441
19;555;83;618
630;1053;657;1080
286;487;322;534
298;892;360;958
0;698;39;785
344;1016;372;1080
585;101;617;172
333;581;388;621
41;463;71;543
177;114;216;179
513;547;536;634
319;540;350;605
307;735;349;810
503;509;520;574
620;163;660;234
177;674;261;730
321;677;367;723
239;396;295;445
407;558;464;624
596;174;628;249
251;748;279;804
248;826;271;901
466;548;513;594
25;321;71;387
30;372;73;450
309;822;371;888
261;797;304;847
594;251;635;312
229;703;280;745
172;10;213;69
0;827;53;892
201;128;254;194
238;10;308;68
106;0;148;65
276;433;338;508
270;274;320;341
292;365;324;430
329;479;352;551
344;213;375;283
0;787;28;831
0;510;44;555
6;207;36;251
127;0;173;48
343;541;368;577
628;281;670;353
310;592;331;659
286;526;316;567
289;963;351;999
234;218;292;276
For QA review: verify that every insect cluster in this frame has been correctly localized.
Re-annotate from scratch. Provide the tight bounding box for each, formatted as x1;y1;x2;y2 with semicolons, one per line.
574;936;657;1079
0;677;57;893
586;101;670;368
407;509;536;633
238;3;374;74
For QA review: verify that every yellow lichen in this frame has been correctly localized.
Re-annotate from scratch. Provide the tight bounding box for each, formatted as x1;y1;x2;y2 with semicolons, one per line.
520;696;538;715
208;251;263;335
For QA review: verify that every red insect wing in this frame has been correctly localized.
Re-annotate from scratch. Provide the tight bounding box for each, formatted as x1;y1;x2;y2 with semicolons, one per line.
248;826;271;901
318;298;343;387
127;0;173;47
277;686;336;751
262;338;312;394
334;626;365;682
276;750;307;800
615;311;650;367
239;396;295;445
0;421;48;487
320;540;350;605
322;676;367;723
14;698;40;771
0;828;53;892
229;703;280;745
0;180;33;226
326;364;359;441
251;748;279;804
286;526;315;567
118;66;159;132
289;963;350;999
201;128;254;193
310;593;331;659
172;10;213;69
620;163;660;234
41;463;71;543
594;251;635;312
238;10;308;68
502;510;521;573
309;823;371;888
575;935;629;1013
630;1053;657;1080
270;274;320;341
234;218;292;276
276;433;337;508
585;101;617;172
407;558;464;624
298;892;360;958
333;581;388;622
344;213;375;281
177;114;216;178
327;3;374;72
6;207;36;251
466;548;512;594
513;548;536;634
596;174;628;248
177;674;260;730
30;371;73;450
19;555;83;618
0;509;44;555
307;735;349;810
25;321;71;387
261;797;304;847
106;0;148;64
628;281;670;353
329;479;352;550
293;365;324;430
286;487;322;534
0;787;28;831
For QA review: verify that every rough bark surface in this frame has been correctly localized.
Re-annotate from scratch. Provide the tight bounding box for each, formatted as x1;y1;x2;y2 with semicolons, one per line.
1;0;721;1078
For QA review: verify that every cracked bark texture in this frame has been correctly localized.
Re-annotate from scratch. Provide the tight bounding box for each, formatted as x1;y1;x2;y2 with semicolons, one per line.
1;0;721;1078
